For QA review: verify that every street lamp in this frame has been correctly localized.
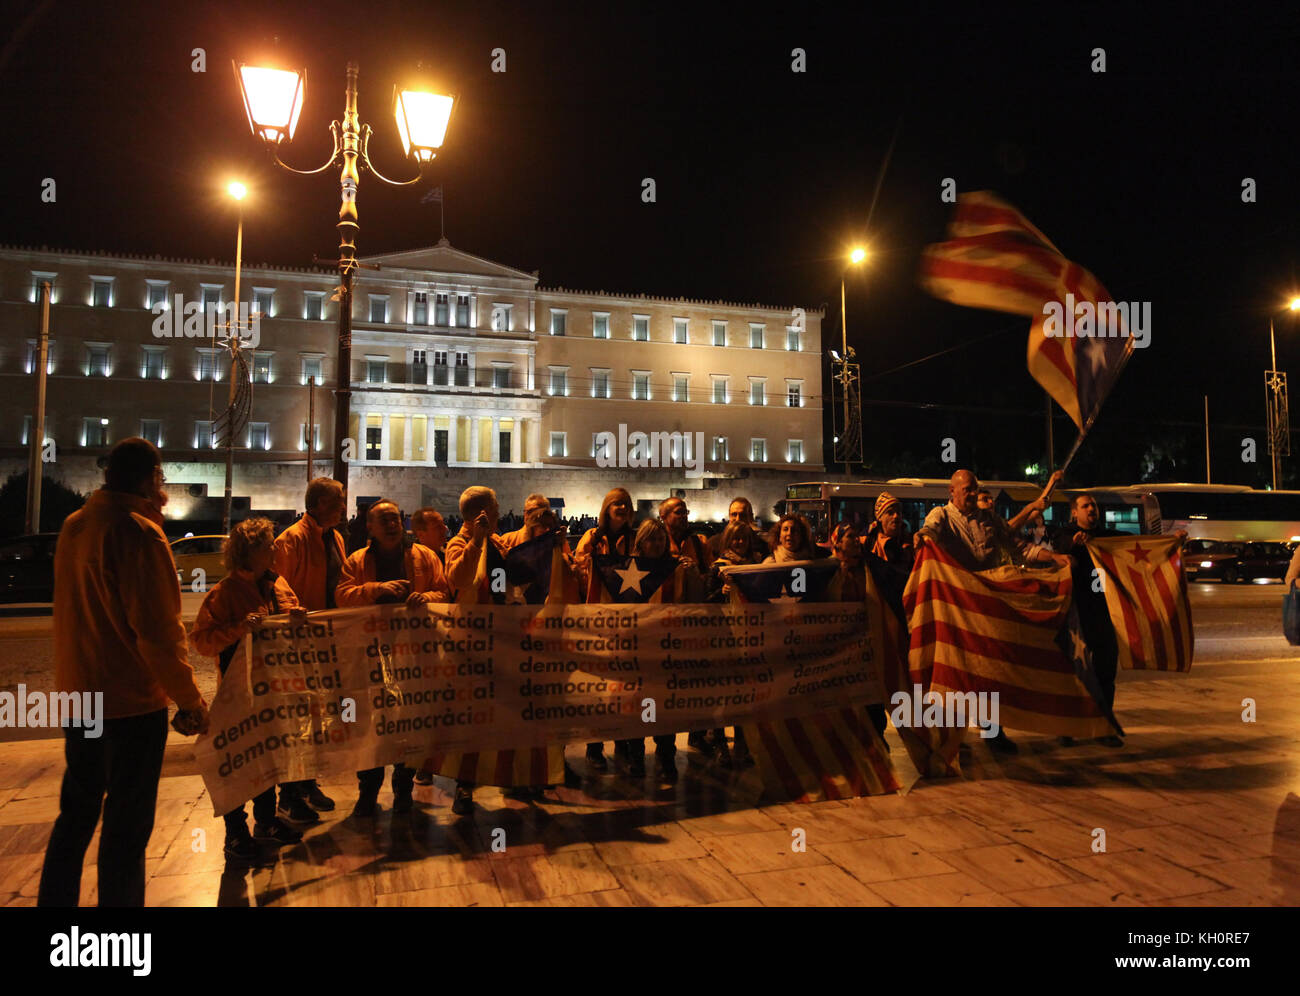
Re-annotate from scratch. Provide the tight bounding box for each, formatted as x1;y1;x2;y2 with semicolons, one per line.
222;180;247;535
1265;297;1300;490
234;59;455;495
834;246;868;476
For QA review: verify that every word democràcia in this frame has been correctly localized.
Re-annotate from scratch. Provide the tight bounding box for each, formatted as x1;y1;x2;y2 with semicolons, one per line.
594;424;706;479
1041;294;1151;349
150;296;262;349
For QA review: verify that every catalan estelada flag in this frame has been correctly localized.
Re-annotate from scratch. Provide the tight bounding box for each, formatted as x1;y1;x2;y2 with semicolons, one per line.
1087;535;1194;672
904;539;1116;739
504;528;579;605
728;559;901;800
919;190;1132;430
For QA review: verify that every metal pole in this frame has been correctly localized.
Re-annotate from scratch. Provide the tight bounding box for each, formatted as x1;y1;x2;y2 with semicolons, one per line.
222;208;243;535
1204;394;1211;484
333;62;362;495
840;278;849;477
307;375;315;483
25;282;50;534
1045;391;1055;473
1270;319;1281;490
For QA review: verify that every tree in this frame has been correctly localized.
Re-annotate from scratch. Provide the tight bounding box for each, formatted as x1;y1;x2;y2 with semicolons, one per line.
0;472;86;537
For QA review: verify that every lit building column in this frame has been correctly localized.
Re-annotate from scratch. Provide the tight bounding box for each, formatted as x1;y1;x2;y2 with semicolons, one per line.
446;414;458;467
402;415;413;462
492;416;502;464
468;351;477;389
381;413;390;461
527;354;535;391
528;418;541;467
510;417;522;465
468;416;479;463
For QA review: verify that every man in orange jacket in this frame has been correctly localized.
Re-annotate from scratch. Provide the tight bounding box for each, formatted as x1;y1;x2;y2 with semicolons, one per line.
337;498;451;817
271;477;348;822
38;438;208;907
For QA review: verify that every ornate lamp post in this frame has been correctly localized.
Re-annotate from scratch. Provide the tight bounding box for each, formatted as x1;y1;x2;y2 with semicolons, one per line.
832;247;868;476
234;60;454;494
1266;297;1300;489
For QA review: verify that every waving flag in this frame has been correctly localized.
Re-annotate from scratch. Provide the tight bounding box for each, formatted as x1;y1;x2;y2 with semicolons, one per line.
722;559;842;604
920;190;1133;430
904;539;1116;739
1087;535;1194;672
593;553;679;603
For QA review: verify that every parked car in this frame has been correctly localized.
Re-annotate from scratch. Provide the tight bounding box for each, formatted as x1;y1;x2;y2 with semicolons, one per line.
1235;541;1292;581
170;534;227;588
1184;538;1291;582
0;533;58;603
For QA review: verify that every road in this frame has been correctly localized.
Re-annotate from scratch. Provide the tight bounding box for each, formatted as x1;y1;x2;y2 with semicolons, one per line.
0;583;1295;734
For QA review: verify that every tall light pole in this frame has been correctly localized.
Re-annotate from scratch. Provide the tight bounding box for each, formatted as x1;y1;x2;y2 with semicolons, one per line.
234;60;455;498
833;247;868;476
222;181;247;535
1266;297;1300;490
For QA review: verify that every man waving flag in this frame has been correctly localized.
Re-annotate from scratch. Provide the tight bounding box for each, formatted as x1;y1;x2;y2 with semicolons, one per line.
920;190;1135;432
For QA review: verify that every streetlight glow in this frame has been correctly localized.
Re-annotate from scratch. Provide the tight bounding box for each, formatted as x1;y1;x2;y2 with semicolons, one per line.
227;181;247;201
235;63;305;144
1289;297;1300;311
393;88;455;163
850;247;867;264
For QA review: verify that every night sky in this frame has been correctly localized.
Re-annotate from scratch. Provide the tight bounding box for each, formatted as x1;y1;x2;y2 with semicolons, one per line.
7;2;1300;486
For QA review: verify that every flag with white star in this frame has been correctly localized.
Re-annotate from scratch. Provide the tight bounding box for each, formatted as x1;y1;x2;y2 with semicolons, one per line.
721;559;842;604
593;553;679;603
503;527;572;605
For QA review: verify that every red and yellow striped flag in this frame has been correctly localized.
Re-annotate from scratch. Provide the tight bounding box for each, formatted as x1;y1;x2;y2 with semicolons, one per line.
1087;535;1194;672
903;540;1114;739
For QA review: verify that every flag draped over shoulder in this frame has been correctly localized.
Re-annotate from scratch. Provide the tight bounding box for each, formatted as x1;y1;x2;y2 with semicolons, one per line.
919;190;1131;430
903;540;1115;739
725;559;901;800
505;528;579;605
1087;535;1194;672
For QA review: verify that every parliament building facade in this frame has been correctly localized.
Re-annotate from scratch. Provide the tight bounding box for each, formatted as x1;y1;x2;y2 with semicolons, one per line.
0;242;825;526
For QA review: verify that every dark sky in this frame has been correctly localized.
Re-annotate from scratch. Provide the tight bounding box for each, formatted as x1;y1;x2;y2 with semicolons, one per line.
7;1;1300;484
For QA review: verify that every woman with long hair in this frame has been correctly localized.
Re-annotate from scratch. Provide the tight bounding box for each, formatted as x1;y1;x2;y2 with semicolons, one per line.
764;513;817;563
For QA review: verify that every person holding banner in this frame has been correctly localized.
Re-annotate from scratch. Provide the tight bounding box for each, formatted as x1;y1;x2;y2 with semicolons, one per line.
411;507;449;565
574;487;637;775
707;497;770;561
337;499;452;817
191;518;307;859
272;477;347;820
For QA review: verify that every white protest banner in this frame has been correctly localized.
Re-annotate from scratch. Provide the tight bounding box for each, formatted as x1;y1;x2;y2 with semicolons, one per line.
197;601;883;814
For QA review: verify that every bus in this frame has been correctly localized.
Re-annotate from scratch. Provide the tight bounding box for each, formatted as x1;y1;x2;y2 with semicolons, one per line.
1109;484;1300;542
784;479;1159;543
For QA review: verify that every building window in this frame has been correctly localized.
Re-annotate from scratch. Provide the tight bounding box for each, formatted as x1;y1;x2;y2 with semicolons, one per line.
674;318;688;344
713;436;728;461
84;417;109;448
201;285;223;314
146;280;169;310
253;289;274;317
368;296;389;323
367;358;387;384
712;321;727;347
786;325;801;351
25;340;55;375
673;374;689;402
749;379;766;406
549;368;568;397
366;423;382;460
632;316;649;341
632;371;650;400
788;440;804;463
140;419;162;447
195;421;215;450
593;313;609;339
248;422;270;450
491;304;511;332
412;292;428;325
301;355;323;385
142;346;166;380
304;292;325;321
750;324;765;349
411;348;428;385
91;277;114;308
432;350;449;386
493;365;512;389
457;294;471;327
196;349;221;382
30;271;57;303
300;423;321;451
550;310;567;336
85;344;111;377
549;432;567;458
435;293;449;325
787;381;803;408
454;351;470;386
751;438;767;463
252;353;272;384
591;369;611;398
712;377;728;404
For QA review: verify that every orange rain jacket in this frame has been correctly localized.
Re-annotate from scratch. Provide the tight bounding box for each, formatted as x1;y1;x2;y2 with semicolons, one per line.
272;513;347;611
335;541;451;606
190;571;301;659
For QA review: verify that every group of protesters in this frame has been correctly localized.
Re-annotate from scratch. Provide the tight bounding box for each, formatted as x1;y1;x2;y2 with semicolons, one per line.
38;436;1135;905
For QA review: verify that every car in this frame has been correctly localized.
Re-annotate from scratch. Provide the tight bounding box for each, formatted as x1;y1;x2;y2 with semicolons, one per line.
1184;538;1292;582
1235;541;1292;581
0;533;58;603
170;534;227;589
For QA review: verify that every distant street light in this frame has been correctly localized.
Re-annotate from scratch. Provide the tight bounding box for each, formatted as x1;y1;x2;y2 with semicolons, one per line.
235;58;455;495
1266;298;1300;489
834;247;869;476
